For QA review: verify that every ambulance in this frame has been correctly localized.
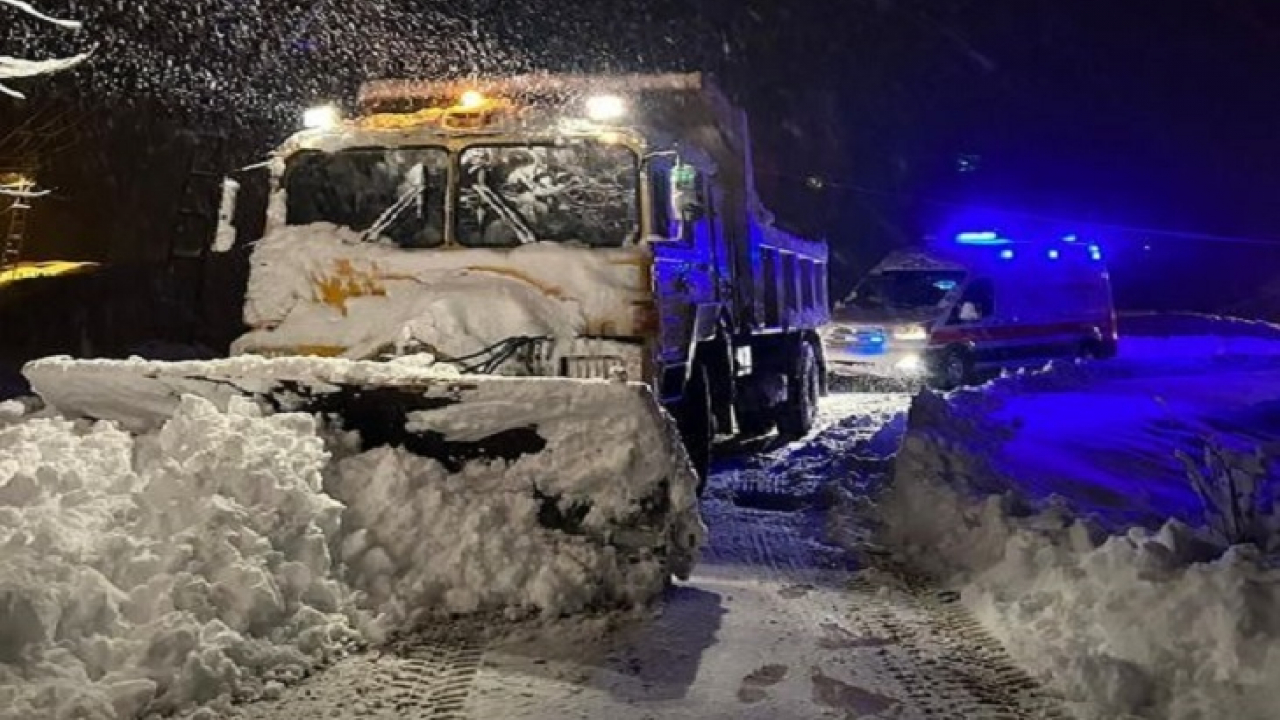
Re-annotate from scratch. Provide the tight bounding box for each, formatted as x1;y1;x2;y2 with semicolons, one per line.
822;232;1118;388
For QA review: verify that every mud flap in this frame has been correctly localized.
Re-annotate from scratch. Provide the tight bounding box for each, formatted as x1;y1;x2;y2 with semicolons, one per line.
23;356;705;612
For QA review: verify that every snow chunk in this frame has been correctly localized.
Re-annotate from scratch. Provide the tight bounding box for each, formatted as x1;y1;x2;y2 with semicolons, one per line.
0;398;362;719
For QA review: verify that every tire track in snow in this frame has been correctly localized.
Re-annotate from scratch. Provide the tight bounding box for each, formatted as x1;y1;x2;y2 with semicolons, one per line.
846;566;1070;719
232;621;491;720
708;391;1070;718
379;626;488;719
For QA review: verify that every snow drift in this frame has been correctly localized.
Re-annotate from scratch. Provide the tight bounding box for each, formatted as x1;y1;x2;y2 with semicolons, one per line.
881;357;1280;720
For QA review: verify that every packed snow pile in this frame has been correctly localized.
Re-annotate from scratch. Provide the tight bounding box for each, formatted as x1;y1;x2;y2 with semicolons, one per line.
0;397;364;720
881;356;1280;719
329;377;704;627
4;356;702;719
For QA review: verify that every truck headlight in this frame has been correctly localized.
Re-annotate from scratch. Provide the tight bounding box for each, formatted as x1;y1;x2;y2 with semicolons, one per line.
892;324;928;341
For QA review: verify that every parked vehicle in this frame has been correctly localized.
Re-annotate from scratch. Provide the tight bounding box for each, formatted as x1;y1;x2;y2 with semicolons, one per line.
823;231;1117;388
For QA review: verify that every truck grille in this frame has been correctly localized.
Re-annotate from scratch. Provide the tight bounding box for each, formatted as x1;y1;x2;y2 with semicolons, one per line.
546;339;646;382
561;355;630;380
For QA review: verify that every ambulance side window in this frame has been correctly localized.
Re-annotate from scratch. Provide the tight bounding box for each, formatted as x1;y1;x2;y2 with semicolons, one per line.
953;278;995;323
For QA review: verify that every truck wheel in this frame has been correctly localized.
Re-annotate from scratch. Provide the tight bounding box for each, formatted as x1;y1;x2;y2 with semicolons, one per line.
677;364;712;494
777;341;819;440
736;410;774;438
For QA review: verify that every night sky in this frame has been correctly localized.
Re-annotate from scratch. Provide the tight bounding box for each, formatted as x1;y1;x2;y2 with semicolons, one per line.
3;0;1280;322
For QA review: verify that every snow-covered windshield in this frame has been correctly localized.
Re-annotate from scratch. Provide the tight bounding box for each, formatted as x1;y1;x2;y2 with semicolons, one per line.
283;147;448;248
849;270;967;310
456;142;639;247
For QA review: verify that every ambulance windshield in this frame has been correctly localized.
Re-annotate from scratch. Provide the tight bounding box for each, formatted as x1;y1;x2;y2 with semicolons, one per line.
850;270;967;311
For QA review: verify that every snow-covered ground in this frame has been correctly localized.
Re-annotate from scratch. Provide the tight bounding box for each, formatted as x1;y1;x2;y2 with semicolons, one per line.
5;312;1279;720
879;313;1280;719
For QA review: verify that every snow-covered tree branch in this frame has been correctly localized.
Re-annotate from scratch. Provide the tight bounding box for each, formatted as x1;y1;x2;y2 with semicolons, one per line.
0;180;48;198
0;0;89;99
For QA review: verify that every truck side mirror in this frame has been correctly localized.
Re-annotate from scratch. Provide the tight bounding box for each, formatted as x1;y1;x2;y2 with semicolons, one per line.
212;177;240;253
670;162;705;222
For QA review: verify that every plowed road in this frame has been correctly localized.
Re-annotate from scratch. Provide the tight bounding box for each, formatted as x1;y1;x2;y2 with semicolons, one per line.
233;393;1068;720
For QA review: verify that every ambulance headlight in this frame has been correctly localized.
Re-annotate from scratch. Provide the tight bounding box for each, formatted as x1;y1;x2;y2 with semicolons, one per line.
892;324;928;341
895;354;924;373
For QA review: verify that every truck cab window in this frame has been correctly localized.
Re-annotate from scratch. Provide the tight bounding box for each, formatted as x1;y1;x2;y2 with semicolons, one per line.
456;142;639;248
282;147;447;249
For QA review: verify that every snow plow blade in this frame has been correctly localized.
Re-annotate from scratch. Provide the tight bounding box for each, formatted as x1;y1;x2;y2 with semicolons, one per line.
22;355;704;617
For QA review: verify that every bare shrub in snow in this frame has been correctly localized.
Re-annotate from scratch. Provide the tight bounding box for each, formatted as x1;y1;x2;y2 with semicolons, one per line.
1177;439;1280;552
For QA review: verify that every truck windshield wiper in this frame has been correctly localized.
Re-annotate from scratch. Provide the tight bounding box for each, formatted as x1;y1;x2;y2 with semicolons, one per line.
361;181;425;243
473;169;538;245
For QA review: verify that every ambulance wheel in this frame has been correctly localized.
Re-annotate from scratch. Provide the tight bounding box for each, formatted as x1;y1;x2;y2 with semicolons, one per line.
677;364;712;494
1080;337;1117;360
1077;340;1100;361
778;341;820;440
934;349;972;390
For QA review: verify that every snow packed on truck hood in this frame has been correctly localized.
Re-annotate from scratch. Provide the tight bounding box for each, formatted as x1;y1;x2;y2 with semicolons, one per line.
237;224;650;360
3;355;702;720
875;316;1280;720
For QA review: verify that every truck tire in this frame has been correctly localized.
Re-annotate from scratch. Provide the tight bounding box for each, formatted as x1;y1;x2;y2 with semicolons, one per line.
777;341;819;440
677;364;712;494
736;410;775;438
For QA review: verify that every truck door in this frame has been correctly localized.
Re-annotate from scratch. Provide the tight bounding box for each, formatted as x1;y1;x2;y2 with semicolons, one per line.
648;157;718;400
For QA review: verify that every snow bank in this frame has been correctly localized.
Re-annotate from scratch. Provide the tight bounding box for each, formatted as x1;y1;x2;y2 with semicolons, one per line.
882;377;1280;719
5;357;703;718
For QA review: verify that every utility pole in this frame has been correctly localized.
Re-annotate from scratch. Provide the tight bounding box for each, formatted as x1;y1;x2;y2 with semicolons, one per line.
0;171;36;268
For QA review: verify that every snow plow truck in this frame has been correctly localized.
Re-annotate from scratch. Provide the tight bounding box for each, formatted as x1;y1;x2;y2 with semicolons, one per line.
24;73;829;606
